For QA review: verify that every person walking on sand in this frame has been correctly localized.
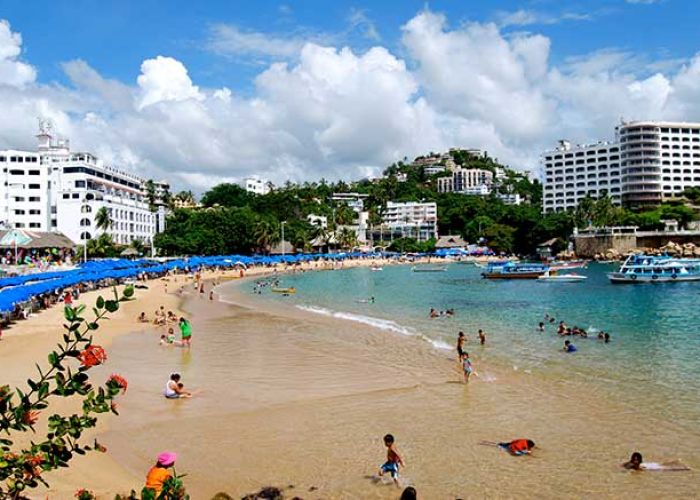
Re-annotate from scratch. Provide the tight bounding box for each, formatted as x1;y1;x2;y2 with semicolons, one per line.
378;434;405;484
179;317;192;347
145;452;177;495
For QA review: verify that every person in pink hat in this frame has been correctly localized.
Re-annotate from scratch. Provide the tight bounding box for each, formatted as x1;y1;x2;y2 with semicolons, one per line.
145;451;177;494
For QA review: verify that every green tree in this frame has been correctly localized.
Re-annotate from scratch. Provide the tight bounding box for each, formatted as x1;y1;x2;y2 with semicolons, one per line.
337;227;358;250
253;220;280;254
144;179;157;210
94;207;112;233
200;183;251;208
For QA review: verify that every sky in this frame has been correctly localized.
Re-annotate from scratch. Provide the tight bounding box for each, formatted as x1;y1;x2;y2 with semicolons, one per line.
1;0;699;192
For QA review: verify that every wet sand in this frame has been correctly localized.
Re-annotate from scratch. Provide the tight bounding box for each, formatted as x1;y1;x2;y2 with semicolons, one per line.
102;281;698;498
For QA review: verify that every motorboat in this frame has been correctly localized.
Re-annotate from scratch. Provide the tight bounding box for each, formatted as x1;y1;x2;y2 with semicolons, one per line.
608;254;700;283
549;259;589;271
482;262;549;279
411;266;447;272
537;270;587;282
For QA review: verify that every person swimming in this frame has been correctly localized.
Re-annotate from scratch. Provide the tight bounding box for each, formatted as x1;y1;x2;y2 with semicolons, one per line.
538;322;545;332
480;439;535;456
622;452;691;471
563;340;577;353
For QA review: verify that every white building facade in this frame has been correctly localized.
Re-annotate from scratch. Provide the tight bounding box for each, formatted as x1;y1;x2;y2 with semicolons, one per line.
437;168;493;195
0;130;157;245
543;121;700;213
244;176;270;195
542;140;622;213
382;201;438;240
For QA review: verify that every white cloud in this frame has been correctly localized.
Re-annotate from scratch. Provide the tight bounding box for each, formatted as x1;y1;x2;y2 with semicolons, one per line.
0;19;36;87
1;11;700;192
136;56;203;109
495;9;591;27
207;24;306;59
626;0;660;4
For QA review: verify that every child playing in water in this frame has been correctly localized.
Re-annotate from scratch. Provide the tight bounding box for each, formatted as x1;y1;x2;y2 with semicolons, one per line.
379;434;405;483
622;452;691;471
462;352;474;382
478;329;486;345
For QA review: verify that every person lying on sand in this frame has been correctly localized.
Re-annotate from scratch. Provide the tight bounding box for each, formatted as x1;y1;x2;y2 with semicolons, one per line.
622;452;691;471
480;439;535;456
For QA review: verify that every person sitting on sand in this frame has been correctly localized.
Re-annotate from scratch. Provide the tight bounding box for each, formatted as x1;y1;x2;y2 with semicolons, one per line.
622;452;691;471
145;452;177;495
164;373;191;399
563;340;577;353
378;434;405;483
137;311;148;323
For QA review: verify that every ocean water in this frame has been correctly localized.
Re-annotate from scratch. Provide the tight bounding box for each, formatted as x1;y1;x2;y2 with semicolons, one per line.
257;263;700;432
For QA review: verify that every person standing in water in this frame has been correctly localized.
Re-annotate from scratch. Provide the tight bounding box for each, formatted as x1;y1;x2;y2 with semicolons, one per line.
378;434;405;483
179;317;192;347
461;352;474;383
478;329;486;345
456;332;466;361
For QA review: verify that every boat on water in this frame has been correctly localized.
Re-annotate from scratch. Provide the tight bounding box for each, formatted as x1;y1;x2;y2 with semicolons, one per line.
608;254;700;283
482;262;549;279
370;266;383;271
537;270;587;282
411;266;448;273
272;287;297;294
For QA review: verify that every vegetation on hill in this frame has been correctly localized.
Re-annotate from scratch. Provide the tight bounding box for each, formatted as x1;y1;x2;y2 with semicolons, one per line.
153;149;698;256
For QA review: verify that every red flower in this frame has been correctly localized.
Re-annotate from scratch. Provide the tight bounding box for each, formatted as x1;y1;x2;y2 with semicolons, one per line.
75;489;96;500
21;410;40;425
106;373;128;393
25;454;44;467
78;345;107;368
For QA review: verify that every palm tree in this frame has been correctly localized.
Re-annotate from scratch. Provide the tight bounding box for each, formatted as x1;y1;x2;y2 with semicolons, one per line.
144;179;157;210
254;220;280;253
95;207;112;233
337;227;357;250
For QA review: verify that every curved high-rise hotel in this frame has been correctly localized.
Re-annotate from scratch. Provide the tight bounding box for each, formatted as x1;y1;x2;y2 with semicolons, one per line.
542;120;700;213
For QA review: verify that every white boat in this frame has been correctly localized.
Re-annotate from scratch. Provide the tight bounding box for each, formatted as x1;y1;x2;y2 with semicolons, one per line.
411;266;447;273
608;254;700;283
370;266;383;271
537;270;587;282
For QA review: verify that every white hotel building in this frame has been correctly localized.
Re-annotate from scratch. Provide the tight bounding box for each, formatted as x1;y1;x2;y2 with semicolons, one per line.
542;120;700;213
382;201;438;241
0;130;157;245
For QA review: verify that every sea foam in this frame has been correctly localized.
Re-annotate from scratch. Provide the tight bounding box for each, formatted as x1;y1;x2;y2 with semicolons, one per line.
296;305;413;336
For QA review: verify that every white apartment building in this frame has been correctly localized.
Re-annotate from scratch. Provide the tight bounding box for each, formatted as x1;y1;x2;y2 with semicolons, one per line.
618;121;700;205
382;201;438;240
542;140;621;213
244;176;270;195
437;168;494;194
543;121;700;213
0;129;157;245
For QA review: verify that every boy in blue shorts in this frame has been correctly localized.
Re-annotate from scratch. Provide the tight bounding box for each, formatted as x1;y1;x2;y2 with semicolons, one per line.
379;434;405;483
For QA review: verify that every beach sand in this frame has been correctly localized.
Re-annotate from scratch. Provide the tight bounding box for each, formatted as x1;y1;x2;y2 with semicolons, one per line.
2;259;698;498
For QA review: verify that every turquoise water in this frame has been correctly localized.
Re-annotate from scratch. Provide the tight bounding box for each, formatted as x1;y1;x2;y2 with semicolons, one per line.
256;263;700;432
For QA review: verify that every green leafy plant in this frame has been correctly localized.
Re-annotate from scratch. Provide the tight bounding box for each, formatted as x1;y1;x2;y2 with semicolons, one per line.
0;286;134;498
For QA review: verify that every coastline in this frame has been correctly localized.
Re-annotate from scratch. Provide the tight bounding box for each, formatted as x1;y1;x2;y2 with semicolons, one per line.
3;258;698;498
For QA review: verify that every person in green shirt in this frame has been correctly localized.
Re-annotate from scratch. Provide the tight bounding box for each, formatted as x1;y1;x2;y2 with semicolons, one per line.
179;317;192;347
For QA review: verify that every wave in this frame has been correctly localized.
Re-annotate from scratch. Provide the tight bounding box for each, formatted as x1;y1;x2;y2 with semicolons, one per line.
296;305;413;336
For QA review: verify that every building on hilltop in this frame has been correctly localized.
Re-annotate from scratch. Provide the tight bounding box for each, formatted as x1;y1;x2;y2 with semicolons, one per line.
543;120;700;213
243;175;271;195
0;127;158;246
437;167;494;195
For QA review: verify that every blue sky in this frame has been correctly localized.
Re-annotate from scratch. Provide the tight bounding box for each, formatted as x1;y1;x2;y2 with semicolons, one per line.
1;0;699;190
4;0;696;91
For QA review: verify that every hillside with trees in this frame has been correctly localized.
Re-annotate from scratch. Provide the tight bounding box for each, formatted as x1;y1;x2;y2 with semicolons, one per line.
153;149;697;256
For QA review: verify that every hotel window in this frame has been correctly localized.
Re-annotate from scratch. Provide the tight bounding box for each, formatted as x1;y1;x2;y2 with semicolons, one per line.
62;193;69;199
15;223;24;228
29;222;40;228
14;210;25;215
9;169;24;175
29;196;40;202
28;170;40;175
28;183;40;189
29;209;40;215
13;197;24;202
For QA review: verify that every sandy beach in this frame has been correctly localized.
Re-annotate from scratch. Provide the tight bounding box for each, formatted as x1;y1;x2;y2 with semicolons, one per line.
2;257;698;498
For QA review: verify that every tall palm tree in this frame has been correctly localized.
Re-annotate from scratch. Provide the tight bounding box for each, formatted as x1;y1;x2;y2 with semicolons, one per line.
254;220;280;253
337;227;357;250
144;179;157;210
95;207;112;233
